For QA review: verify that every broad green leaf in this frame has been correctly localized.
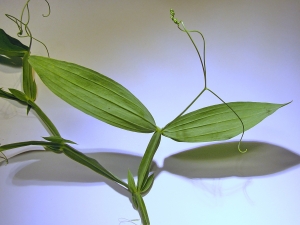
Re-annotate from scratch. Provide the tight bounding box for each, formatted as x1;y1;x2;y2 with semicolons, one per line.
163;102;289;142
28;56;156;133
62;145;128;188
137;132;161;190
0;29;29;57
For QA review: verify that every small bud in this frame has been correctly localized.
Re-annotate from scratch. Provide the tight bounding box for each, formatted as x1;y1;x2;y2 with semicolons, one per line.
170;9;180;25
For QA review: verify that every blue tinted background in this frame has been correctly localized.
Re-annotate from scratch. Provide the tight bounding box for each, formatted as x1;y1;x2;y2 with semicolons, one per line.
0;0;299;224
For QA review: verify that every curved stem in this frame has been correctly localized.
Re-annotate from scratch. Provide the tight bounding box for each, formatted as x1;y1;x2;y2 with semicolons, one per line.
28;100;61;137
0;141;60;152
42;0;51;17
162;87;206;131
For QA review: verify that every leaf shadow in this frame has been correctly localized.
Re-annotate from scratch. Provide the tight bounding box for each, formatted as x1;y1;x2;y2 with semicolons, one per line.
162;141;300;178
4;148;158;197
3;141;299;197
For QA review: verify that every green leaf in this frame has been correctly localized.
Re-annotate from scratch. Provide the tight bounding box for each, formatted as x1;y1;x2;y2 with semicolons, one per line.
141;173;154;194
137;132;161;190
163;102;289;142
0;141;60;152
127;169;137;193
0;88;20;101
0;141;126;188
62;145;128;188
43;136;77;144
28;56;156;133
8;88;28;102
0;28;29;57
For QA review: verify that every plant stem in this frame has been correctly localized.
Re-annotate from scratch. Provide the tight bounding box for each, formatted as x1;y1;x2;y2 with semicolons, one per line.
162;87;206;130
135;193;150;225
28;100;61;137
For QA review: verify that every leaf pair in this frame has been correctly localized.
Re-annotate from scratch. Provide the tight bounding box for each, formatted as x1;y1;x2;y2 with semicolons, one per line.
28;56;288;143
27;56;289;196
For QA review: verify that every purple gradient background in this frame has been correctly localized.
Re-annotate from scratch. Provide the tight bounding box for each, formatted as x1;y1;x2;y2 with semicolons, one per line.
0;1;299;224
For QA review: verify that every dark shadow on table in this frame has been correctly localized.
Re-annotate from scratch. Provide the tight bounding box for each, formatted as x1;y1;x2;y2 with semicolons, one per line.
162;141;300;178
2;141;299;197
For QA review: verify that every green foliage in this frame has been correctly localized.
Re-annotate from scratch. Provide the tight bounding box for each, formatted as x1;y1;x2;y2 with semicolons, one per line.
0;3;290;225
28;56;157;133
0;28;29;57
42;136;77;144
163;102;289;142
22;52;37;102
141;173;154;194
62;145;128;187
137;132;161;190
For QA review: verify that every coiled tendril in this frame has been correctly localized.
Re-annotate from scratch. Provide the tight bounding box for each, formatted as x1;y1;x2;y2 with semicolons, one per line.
5;0;51;56
169;9;247;153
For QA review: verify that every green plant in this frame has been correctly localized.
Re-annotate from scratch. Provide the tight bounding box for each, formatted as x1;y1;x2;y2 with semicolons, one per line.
0;1;289;224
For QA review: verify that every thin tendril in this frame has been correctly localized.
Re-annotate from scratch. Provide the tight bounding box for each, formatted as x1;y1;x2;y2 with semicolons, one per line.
5;12;50;57
169;9;247;153
170;9;207;87
207;88;247;153
19;0;30;35
180;23;206;81
170;88;206;124
25;3;30;26
42;0;51;17
166;9;208;122
188;30;206;74
179;24;207;85
30;33;50;56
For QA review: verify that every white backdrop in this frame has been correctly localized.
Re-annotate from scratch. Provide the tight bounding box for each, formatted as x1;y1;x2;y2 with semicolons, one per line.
0;0;300;224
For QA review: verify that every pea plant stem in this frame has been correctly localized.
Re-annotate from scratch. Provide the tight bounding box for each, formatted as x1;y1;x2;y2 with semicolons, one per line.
28;100;61;137
135;193;150;225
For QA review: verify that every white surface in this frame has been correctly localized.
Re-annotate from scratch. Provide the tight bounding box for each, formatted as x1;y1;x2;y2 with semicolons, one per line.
0;0;300;224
